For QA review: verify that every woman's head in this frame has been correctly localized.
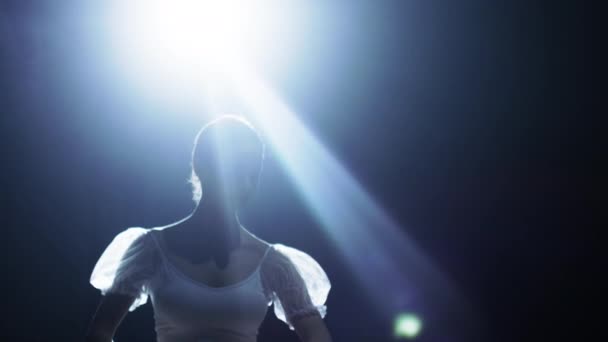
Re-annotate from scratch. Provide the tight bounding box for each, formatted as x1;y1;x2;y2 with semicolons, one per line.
188;115;265;211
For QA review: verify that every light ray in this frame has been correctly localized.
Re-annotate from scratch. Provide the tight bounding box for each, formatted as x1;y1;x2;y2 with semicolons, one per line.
226;67;472;320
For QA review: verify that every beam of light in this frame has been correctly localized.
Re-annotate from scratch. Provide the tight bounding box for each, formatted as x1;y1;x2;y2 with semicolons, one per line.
107;0;477;333
226;66;474;322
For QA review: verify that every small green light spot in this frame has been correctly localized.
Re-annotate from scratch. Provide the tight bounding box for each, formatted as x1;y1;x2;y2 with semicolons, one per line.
394;313;422;339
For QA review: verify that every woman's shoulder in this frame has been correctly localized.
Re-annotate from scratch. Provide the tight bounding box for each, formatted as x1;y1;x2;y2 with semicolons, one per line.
240;228;274;254
261;242;327;278
259;242;331;317
94;227;160;269
115;226;151;238
108;227;156;250
266;243;316;262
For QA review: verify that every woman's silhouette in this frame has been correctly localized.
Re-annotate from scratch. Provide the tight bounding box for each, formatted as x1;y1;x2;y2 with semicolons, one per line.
86;115;332;342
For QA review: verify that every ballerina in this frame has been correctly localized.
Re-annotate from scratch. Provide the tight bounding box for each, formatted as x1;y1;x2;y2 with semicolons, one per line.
86;115;332;342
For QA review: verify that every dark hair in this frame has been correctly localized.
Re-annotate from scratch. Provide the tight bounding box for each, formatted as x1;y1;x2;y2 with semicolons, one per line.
187;115;265;206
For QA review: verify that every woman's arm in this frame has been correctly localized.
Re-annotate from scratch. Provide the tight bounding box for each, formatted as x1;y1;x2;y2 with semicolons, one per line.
292;314;333;342
85;293;135;342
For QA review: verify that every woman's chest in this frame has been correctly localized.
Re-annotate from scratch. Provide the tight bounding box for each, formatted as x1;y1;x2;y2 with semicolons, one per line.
166;247;265;287
148;268;271;329
154;229;269;288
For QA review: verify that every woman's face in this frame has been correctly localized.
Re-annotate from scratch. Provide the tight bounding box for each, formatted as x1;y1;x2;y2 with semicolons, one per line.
218;136;263;209
194;123;263;210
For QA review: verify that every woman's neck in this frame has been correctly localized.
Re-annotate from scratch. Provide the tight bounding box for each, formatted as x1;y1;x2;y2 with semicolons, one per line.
162;209;242;267
175;202;243;250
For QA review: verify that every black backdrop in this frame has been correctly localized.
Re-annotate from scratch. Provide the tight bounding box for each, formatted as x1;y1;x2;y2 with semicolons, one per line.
0;1;593;341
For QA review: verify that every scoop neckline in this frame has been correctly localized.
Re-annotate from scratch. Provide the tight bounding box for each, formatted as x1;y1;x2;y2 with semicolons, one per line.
150;229;273;291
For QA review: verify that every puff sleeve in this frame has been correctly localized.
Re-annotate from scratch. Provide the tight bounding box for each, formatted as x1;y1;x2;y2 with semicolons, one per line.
89;227;157;312
260;244;331;330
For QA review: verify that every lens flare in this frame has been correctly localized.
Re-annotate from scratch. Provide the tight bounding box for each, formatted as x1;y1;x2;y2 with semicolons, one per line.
394;313;422;339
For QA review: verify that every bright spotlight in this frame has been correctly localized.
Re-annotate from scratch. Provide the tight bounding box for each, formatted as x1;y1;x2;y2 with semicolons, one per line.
394;313;423;339
111;0;275;79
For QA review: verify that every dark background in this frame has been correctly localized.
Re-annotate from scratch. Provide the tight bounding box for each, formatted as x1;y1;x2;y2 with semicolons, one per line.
0;1;593;341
